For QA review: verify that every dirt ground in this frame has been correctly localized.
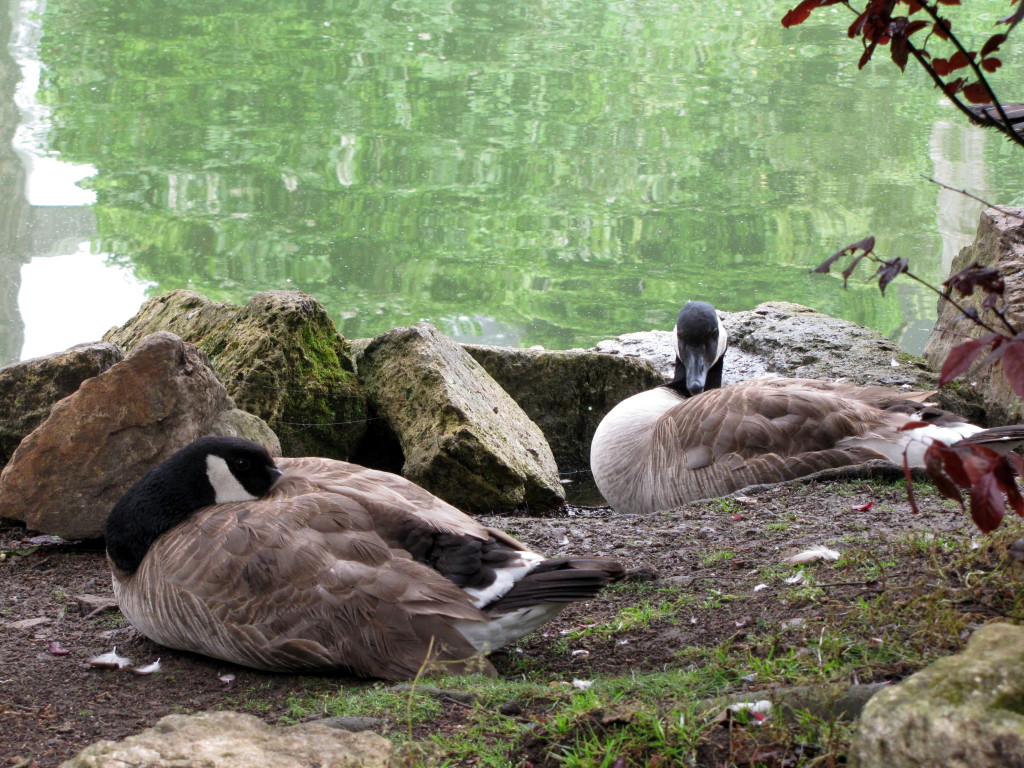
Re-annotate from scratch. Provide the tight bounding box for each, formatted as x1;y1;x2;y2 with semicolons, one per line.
1;475;1020;767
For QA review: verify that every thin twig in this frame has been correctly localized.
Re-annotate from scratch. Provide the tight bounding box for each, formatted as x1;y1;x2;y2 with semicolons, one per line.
922;176;1024;222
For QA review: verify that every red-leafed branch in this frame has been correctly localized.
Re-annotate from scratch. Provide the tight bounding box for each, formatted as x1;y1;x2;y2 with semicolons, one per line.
782;0;1024;149
816;238;1024;532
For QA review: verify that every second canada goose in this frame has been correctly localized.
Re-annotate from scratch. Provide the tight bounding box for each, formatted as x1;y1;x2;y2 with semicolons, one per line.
590;301;1016;515
106;436;623;679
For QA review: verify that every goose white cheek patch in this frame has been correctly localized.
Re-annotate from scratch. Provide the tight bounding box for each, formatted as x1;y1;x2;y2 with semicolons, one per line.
206;455;260;504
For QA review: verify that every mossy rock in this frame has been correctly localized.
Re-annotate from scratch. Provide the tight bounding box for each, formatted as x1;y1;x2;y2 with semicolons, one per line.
853;623;1024;768
104;290;366;458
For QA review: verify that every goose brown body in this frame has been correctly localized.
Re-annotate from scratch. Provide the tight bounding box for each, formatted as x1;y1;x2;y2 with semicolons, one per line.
109;447;622;679
588;300;996;516
590;377;980;515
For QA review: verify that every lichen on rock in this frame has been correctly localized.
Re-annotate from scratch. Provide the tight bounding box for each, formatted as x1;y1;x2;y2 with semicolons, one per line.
104;290;367;458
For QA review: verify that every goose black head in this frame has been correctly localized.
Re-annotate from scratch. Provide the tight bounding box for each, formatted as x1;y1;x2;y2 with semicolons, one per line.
105;436;282;575
668;301;727;397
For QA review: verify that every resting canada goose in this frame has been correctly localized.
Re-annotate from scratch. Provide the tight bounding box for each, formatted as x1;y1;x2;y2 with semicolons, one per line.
106;436;623;679
590;301;1018;515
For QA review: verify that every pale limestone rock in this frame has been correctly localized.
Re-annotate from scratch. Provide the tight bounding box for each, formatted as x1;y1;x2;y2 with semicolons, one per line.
356;323;563;512
593;302;936;390
853;623;1024;768
726;302;936;390
60;710;392;768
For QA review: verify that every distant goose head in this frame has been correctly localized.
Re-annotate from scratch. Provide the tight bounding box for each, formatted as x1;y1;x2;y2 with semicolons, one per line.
669;300;728;397
105;436;282;575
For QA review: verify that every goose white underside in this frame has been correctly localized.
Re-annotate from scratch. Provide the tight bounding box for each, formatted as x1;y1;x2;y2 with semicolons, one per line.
453;603;566;652
842;421;984;466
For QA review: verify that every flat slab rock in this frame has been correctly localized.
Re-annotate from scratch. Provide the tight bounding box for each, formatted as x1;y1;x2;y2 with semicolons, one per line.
60;710;392;768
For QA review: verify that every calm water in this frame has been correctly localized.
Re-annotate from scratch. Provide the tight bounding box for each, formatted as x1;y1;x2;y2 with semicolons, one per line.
1;0;1021;365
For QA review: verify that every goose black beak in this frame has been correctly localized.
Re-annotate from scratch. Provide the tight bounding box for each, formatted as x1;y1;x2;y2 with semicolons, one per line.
682;346;710;396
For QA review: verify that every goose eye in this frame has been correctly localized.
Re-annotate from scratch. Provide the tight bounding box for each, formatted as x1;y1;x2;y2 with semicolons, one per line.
233;458;251;471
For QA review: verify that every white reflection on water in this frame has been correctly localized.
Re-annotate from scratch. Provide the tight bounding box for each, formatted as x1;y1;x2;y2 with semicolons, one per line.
18;245;150;360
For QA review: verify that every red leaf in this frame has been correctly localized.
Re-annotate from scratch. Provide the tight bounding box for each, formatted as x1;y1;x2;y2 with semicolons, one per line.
943;77;966;96
932;57;951;76
899;420;931;431
891;37;909;71
922;444;966;510
981;57;1002;73
905;20;928;35
859;40;880;69
1000;341;1024;399
48;642;71;656
933;20;951;41
813;236;874;274
851;502;873;511
937;0;961;5
875;257;908;295
998;3;1024;32
970;471;1005;533
961;445;1002;485
841;253;867;287
994;461;1024;519
782;0;826;28
963;82;992;105
939;338;989;386
929;442;971;489
947;51;974;71
980;33;1007;58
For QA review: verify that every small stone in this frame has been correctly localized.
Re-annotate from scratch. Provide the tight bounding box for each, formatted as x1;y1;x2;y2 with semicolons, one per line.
499;700;522;716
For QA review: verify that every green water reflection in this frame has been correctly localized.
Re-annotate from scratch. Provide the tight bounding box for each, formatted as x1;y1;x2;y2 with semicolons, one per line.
34;0;1023;351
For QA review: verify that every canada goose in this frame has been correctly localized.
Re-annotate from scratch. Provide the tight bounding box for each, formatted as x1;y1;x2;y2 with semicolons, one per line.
106;436;623;679
590;301;1015;515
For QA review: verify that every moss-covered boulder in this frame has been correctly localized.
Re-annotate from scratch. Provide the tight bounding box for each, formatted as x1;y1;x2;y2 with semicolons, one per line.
462;345;663;474
0;342;123;470
852;623;1024;768
357;323;564;513
104;290;366;458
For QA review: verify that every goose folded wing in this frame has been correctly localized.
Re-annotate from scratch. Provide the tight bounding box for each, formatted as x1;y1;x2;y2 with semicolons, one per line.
126;497;488;678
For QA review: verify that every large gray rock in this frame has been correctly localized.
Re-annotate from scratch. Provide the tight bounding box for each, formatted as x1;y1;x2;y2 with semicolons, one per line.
0;333;277;539
594;302;939;391
726;302;937;389
0;342;123;470
853;623;1024;768
104;290;367;458
357;323;564;513
924;207;1024;426
463;344;663;473
593;330;768;383
60;710;392;768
